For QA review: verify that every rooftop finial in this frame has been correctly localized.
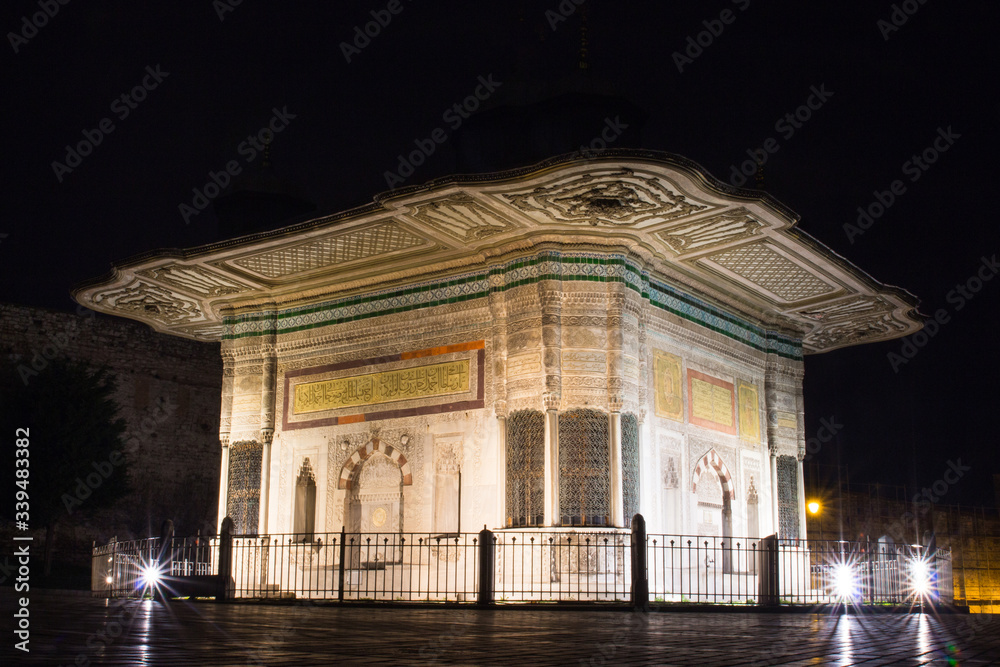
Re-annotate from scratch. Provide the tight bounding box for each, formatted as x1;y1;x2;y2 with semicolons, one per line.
262;140;272;169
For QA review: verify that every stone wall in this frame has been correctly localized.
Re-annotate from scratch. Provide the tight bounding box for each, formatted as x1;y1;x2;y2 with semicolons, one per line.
0;303;222;540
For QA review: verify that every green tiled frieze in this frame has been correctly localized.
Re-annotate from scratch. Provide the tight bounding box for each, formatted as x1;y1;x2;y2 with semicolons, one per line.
223;251;802;360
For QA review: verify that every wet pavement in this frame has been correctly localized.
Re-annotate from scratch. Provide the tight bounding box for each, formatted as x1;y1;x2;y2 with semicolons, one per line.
4;591;1000;666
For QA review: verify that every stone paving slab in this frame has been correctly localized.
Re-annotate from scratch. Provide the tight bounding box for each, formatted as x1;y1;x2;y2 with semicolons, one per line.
3;591;999;666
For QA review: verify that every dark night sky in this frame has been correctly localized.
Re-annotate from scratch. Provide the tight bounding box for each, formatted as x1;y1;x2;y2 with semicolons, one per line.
3;1;998;505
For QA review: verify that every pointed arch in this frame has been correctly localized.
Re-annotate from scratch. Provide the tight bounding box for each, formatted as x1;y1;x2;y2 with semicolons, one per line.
337;438;412;490
691;448;735;501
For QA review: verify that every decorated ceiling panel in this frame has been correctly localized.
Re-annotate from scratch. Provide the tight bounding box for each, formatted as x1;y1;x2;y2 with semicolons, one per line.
224;221;432;280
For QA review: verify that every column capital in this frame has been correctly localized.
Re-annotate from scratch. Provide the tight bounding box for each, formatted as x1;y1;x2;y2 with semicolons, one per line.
260;429;274;446
542;392;560;412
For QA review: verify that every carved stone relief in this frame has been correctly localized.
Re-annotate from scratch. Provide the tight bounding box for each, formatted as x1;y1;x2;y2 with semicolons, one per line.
410;194;518;242
501;169;709;226
655;208;763;254
94;280;202;325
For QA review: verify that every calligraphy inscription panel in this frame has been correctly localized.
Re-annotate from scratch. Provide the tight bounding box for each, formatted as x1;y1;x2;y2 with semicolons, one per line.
562;350;606;374
507;352;541;377
293;359;470;414
688;369;735;435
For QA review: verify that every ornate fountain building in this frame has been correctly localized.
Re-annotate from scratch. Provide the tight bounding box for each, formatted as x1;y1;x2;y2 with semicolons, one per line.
75;151;921;545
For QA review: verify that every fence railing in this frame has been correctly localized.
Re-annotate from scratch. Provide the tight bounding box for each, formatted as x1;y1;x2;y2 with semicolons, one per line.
494;529;630;602
646;535;951;605
228;531;481;602
91;515;952;607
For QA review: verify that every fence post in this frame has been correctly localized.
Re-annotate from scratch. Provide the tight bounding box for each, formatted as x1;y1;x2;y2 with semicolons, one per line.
478;525;495;606
630;513;649;610
758;534;779;606
110;537;118;597
156;520;174;602
217;517;233;602
338;526;346;602
866;535;875;605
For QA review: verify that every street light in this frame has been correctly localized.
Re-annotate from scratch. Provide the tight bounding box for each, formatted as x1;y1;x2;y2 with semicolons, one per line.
139;562;163;589
832;561;859;601
807;501;820;515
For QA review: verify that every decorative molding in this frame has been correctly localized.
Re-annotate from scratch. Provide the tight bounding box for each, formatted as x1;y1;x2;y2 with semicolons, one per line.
93;280;202;325
137;264;255;297
796;295;893;322
803;312;909;351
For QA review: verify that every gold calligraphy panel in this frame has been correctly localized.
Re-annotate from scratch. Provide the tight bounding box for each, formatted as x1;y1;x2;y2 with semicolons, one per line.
691;380;732;425
688;370;735;434
293;359;470;414
653;350;683;421
738;381;760;442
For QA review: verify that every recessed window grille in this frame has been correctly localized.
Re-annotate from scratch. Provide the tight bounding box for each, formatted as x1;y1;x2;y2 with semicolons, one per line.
777;455;799;542
505;410;545;527
227;440;263;535
621;412;640;527
558;409;610;526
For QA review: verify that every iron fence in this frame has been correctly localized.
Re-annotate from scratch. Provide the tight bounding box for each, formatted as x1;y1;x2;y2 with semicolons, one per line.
91;537;162;598
228;532;480;601
91;518;953;606
494;529;630;602
647;535;952;605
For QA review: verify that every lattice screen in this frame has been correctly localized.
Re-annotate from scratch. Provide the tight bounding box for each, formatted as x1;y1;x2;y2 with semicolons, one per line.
227;440;263;535
621;413;640;527
777;454;799;542
558;409;610;526
505;410;545;527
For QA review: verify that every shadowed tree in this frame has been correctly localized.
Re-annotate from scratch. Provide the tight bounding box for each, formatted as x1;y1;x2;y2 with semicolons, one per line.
1;354;128;575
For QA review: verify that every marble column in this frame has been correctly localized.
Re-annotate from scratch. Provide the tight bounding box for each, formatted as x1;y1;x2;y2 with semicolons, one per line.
496;403;507;529
769;451;779;538
217;438;230;534
797;455;807;543
609;403;624;527
543;393;559;526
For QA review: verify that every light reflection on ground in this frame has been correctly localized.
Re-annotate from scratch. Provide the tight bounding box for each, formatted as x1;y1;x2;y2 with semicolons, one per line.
8;591;999;665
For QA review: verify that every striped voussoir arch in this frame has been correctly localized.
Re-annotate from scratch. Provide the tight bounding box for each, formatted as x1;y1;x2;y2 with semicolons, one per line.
691;448;736;501
338;438;412;490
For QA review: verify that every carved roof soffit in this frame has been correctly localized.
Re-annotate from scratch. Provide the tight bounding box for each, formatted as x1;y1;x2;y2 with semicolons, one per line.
72;150;921;352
